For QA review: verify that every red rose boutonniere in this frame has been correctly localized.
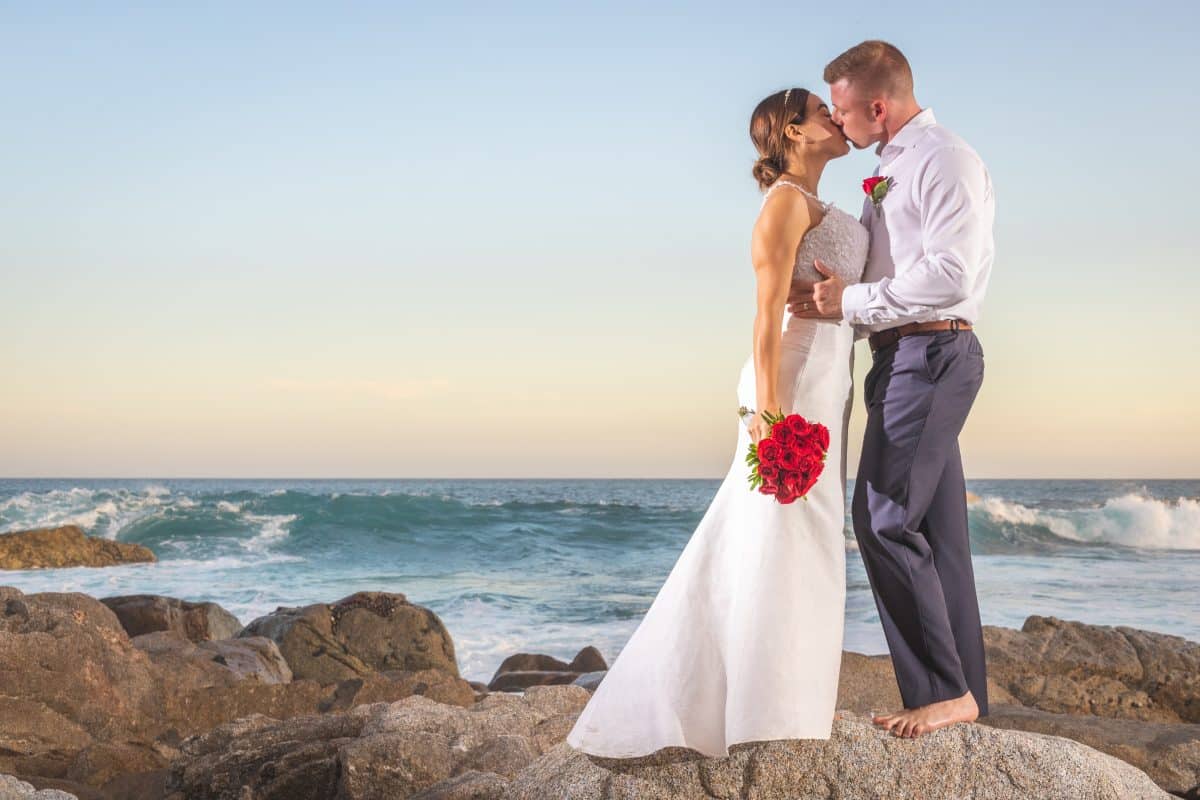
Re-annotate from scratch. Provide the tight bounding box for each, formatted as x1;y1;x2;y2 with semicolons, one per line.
862;175;894;212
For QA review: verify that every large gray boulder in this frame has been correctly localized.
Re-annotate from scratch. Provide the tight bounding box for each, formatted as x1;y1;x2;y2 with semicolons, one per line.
981;704;1200;799
505;710;1170;800
163;684;1170;800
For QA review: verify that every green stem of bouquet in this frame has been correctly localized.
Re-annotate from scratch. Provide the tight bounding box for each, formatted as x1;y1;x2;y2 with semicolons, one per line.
742;408;787;490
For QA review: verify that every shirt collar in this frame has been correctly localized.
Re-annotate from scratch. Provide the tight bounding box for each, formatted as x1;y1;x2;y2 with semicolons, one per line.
875;107;936;159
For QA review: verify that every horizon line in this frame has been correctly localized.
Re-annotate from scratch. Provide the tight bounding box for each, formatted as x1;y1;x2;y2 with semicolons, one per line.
2;476;1197;482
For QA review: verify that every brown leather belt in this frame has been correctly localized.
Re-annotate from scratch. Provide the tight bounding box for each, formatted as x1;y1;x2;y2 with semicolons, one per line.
868;319;973;353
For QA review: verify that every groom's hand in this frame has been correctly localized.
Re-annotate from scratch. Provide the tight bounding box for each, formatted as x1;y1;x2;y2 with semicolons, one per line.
787;259;845;319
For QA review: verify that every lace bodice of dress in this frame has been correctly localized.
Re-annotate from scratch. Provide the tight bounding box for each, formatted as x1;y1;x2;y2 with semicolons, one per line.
761;180;869;288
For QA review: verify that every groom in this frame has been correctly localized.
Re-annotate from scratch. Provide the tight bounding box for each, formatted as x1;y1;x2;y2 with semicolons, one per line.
789;40;995;738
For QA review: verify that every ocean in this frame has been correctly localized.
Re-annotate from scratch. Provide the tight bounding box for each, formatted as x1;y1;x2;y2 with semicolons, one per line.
1;478;1197;684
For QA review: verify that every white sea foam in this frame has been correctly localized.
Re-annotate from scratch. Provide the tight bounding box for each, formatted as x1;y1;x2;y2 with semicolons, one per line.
241;513;298;553
0;492;34;512
1;487;94;515
973;493;1200;550
0;488;157;538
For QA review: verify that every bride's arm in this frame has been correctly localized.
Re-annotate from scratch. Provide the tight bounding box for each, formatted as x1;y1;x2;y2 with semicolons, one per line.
748;190;812;436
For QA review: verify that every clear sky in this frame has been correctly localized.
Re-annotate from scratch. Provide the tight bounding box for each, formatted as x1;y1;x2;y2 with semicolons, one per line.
2;1;1198;478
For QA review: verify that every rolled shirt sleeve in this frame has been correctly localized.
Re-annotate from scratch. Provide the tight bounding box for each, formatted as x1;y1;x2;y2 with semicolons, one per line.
843;146;991;328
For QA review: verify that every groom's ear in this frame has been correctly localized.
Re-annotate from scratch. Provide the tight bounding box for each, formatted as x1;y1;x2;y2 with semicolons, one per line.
870;99;887;122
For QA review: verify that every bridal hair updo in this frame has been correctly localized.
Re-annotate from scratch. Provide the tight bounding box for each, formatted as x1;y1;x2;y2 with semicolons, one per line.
750;88;810;191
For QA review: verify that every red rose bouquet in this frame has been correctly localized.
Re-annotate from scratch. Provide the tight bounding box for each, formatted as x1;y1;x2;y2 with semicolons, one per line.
740;408;830;504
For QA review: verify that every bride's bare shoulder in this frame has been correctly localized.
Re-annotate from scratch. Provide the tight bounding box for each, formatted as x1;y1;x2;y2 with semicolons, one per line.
754;184;814;239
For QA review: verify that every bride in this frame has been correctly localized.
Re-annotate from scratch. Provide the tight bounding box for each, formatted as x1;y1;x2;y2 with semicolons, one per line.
565;88;868;758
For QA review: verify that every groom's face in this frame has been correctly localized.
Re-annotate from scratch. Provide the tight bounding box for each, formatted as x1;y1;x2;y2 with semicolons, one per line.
829;79;883;150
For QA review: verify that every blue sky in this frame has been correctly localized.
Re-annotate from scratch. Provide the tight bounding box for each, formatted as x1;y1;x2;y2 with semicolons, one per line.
2;1;1198;477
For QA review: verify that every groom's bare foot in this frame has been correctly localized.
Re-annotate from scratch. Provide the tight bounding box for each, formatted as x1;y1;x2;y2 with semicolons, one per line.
872;691;979;738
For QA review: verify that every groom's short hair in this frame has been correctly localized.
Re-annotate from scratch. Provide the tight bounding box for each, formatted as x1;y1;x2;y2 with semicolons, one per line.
824;40;913;99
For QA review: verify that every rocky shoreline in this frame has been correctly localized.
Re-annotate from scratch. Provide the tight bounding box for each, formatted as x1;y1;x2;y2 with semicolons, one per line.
0;526;1196;799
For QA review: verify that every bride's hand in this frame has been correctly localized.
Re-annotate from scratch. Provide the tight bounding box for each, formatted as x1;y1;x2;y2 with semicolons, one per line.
748;411;781;444
785;279;815;308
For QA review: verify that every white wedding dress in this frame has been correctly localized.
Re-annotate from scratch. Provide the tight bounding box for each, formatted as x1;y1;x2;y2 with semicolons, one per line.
566;181;870;758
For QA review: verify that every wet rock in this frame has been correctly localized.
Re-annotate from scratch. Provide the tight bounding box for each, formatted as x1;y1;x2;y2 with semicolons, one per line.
488;647;606;692
572;672;605;692
0;526;154;570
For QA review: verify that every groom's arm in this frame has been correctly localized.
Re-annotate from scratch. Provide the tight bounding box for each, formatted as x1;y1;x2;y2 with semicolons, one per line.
841;146;992;328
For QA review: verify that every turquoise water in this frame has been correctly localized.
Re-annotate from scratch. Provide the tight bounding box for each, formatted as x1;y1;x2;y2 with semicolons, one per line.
1;478;1197;683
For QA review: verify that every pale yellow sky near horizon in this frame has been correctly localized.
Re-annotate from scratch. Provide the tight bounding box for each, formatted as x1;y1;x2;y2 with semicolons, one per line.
3;253;1198;479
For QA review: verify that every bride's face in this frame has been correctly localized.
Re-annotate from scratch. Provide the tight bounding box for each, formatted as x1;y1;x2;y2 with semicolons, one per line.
788;94;851;159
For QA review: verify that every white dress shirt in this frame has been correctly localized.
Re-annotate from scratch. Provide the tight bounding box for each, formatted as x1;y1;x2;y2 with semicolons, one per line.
841;108;995;334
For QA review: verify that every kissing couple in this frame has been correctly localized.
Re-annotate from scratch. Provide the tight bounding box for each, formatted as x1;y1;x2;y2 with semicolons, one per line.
567;39;995;757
